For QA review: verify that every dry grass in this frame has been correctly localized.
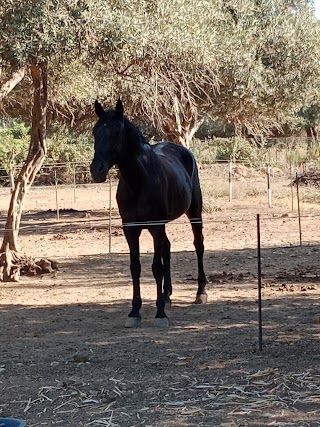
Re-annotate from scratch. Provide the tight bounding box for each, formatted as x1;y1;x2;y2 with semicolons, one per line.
18;369;320;426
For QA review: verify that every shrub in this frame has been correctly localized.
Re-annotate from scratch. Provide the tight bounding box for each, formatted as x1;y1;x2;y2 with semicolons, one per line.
0;121;30;185
191;137;261;165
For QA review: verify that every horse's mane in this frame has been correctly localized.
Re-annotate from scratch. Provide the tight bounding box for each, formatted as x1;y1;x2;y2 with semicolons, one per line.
123;115;150;148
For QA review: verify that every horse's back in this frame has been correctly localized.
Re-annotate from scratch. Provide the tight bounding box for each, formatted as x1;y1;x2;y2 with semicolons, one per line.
152;141;196;179
152;141;203;218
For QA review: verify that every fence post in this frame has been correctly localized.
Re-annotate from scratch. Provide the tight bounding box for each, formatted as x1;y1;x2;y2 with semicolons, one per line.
228;160;232;202
257;214;263;351
73;164;77;203
54;170;60;220
290;160;294;213
108;177;112;254
267;165;272;208
296;172;302;246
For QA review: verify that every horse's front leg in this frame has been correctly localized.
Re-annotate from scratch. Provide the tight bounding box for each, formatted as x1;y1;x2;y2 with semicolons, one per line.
149;225;169;328
124;226;142;328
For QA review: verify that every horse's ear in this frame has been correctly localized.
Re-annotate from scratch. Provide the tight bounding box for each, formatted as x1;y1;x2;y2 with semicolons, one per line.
95;100;105;118
115;98;124;118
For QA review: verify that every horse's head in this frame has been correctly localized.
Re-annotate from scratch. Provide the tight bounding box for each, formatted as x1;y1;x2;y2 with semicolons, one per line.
90;99;124;183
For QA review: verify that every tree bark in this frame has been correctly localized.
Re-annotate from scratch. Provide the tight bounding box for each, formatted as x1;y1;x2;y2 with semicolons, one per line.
0;67;26;103
163;119;203;148
311;126;318;145
0;63;48;282
159;97;204;148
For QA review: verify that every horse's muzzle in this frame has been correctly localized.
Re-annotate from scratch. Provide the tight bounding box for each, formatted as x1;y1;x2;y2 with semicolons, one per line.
90;159;109;183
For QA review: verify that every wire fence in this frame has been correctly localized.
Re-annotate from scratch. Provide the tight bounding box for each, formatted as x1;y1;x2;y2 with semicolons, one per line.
1;158;320;258
0;135;318;186
1;143;319;350
0;158;319;216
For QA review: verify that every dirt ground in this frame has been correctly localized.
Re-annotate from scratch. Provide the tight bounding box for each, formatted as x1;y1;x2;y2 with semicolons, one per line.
0;167;320;427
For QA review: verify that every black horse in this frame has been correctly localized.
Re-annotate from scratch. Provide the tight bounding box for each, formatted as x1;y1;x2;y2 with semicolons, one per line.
90;99;207;327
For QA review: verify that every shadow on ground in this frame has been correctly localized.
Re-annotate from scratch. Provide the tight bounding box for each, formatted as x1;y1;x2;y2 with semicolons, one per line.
1;247;319;426
0;208;122;237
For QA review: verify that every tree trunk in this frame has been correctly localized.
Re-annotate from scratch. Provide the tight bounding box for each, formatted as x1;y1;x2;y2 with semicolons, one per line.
306;126;313;151
0;63;48;282
160;97;204;148
311;126;318;145
164;119;203;148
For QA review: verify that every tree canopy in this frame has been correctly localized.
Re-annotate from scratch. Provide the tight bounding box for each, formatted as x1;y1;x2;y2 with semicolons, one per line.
1;0;320;140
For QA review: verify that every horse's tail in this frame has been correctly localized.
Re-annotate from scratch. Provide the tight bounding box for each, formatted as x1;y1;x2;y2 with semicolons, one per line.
186;151;203;221
190;150;200;186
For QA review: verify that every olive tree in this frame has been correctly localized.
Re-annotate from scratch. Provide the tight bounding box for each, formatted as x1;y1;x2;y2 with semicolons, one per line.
0;0;115;281
3;0;319;149
96;0;220;147
213;0;320;136
106;0;320;144
1;0;320;282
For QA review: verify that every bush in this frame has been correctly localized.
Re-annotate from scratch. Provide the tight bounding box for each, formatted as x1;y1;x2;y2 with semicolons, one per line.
34;125;94;184
195;118;235;139
46;124;93;164
0;121;30;169
0;121;95;185
0;121;30;185
191;137;261;165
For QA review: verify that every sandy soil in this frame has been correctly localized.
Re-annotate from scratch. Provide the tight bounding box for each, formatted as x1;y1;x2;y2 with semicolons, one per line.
0;167;320;427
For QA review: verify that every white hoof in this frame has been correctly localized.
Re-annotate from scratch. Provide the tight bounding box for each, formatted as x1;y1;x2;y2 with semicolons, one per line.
195;294;208;304
154;317;170;328
125;317;141;328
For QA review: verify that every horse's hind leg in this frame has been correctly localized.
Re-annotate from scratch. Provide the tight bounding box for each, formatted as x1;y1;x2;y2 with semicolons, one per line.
162;232;172;306
149;225;169;327
187;212;207;304
187;170;207;303
124;226;142;328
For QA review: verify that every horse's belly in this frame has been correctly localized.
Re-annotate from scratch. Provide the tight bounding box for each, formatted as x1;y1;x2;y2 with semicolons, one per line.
166;187;192;219
116;173;193;224
117;189;191;223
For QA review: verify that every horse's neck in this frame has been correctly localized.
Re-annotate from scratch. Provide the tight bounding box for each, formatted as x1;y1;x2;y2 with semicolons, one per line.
117;125;153;190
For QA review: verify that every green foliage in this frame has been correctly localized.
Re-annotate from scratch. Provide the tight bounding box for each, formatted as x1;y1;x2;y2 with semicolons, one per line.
0;122;93;184
286;147;308;166
298;104;320;128
192;136;320;170
46;125;93;165
0;121;30;172
195;118;235;139
192;137;260;164
212;0;320;135
0;0;111;66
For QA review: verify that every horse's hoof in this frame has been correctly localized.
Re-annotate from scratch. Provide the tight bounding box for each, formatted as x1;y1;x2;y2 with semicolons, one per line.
154;317;169;328
125;317;141;328
195;294;208;304
165;297;172;308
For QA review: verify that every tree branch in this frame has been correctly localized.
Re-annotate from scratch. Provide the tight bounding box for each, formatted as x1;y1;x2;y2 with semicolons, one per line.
0;67;26;103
